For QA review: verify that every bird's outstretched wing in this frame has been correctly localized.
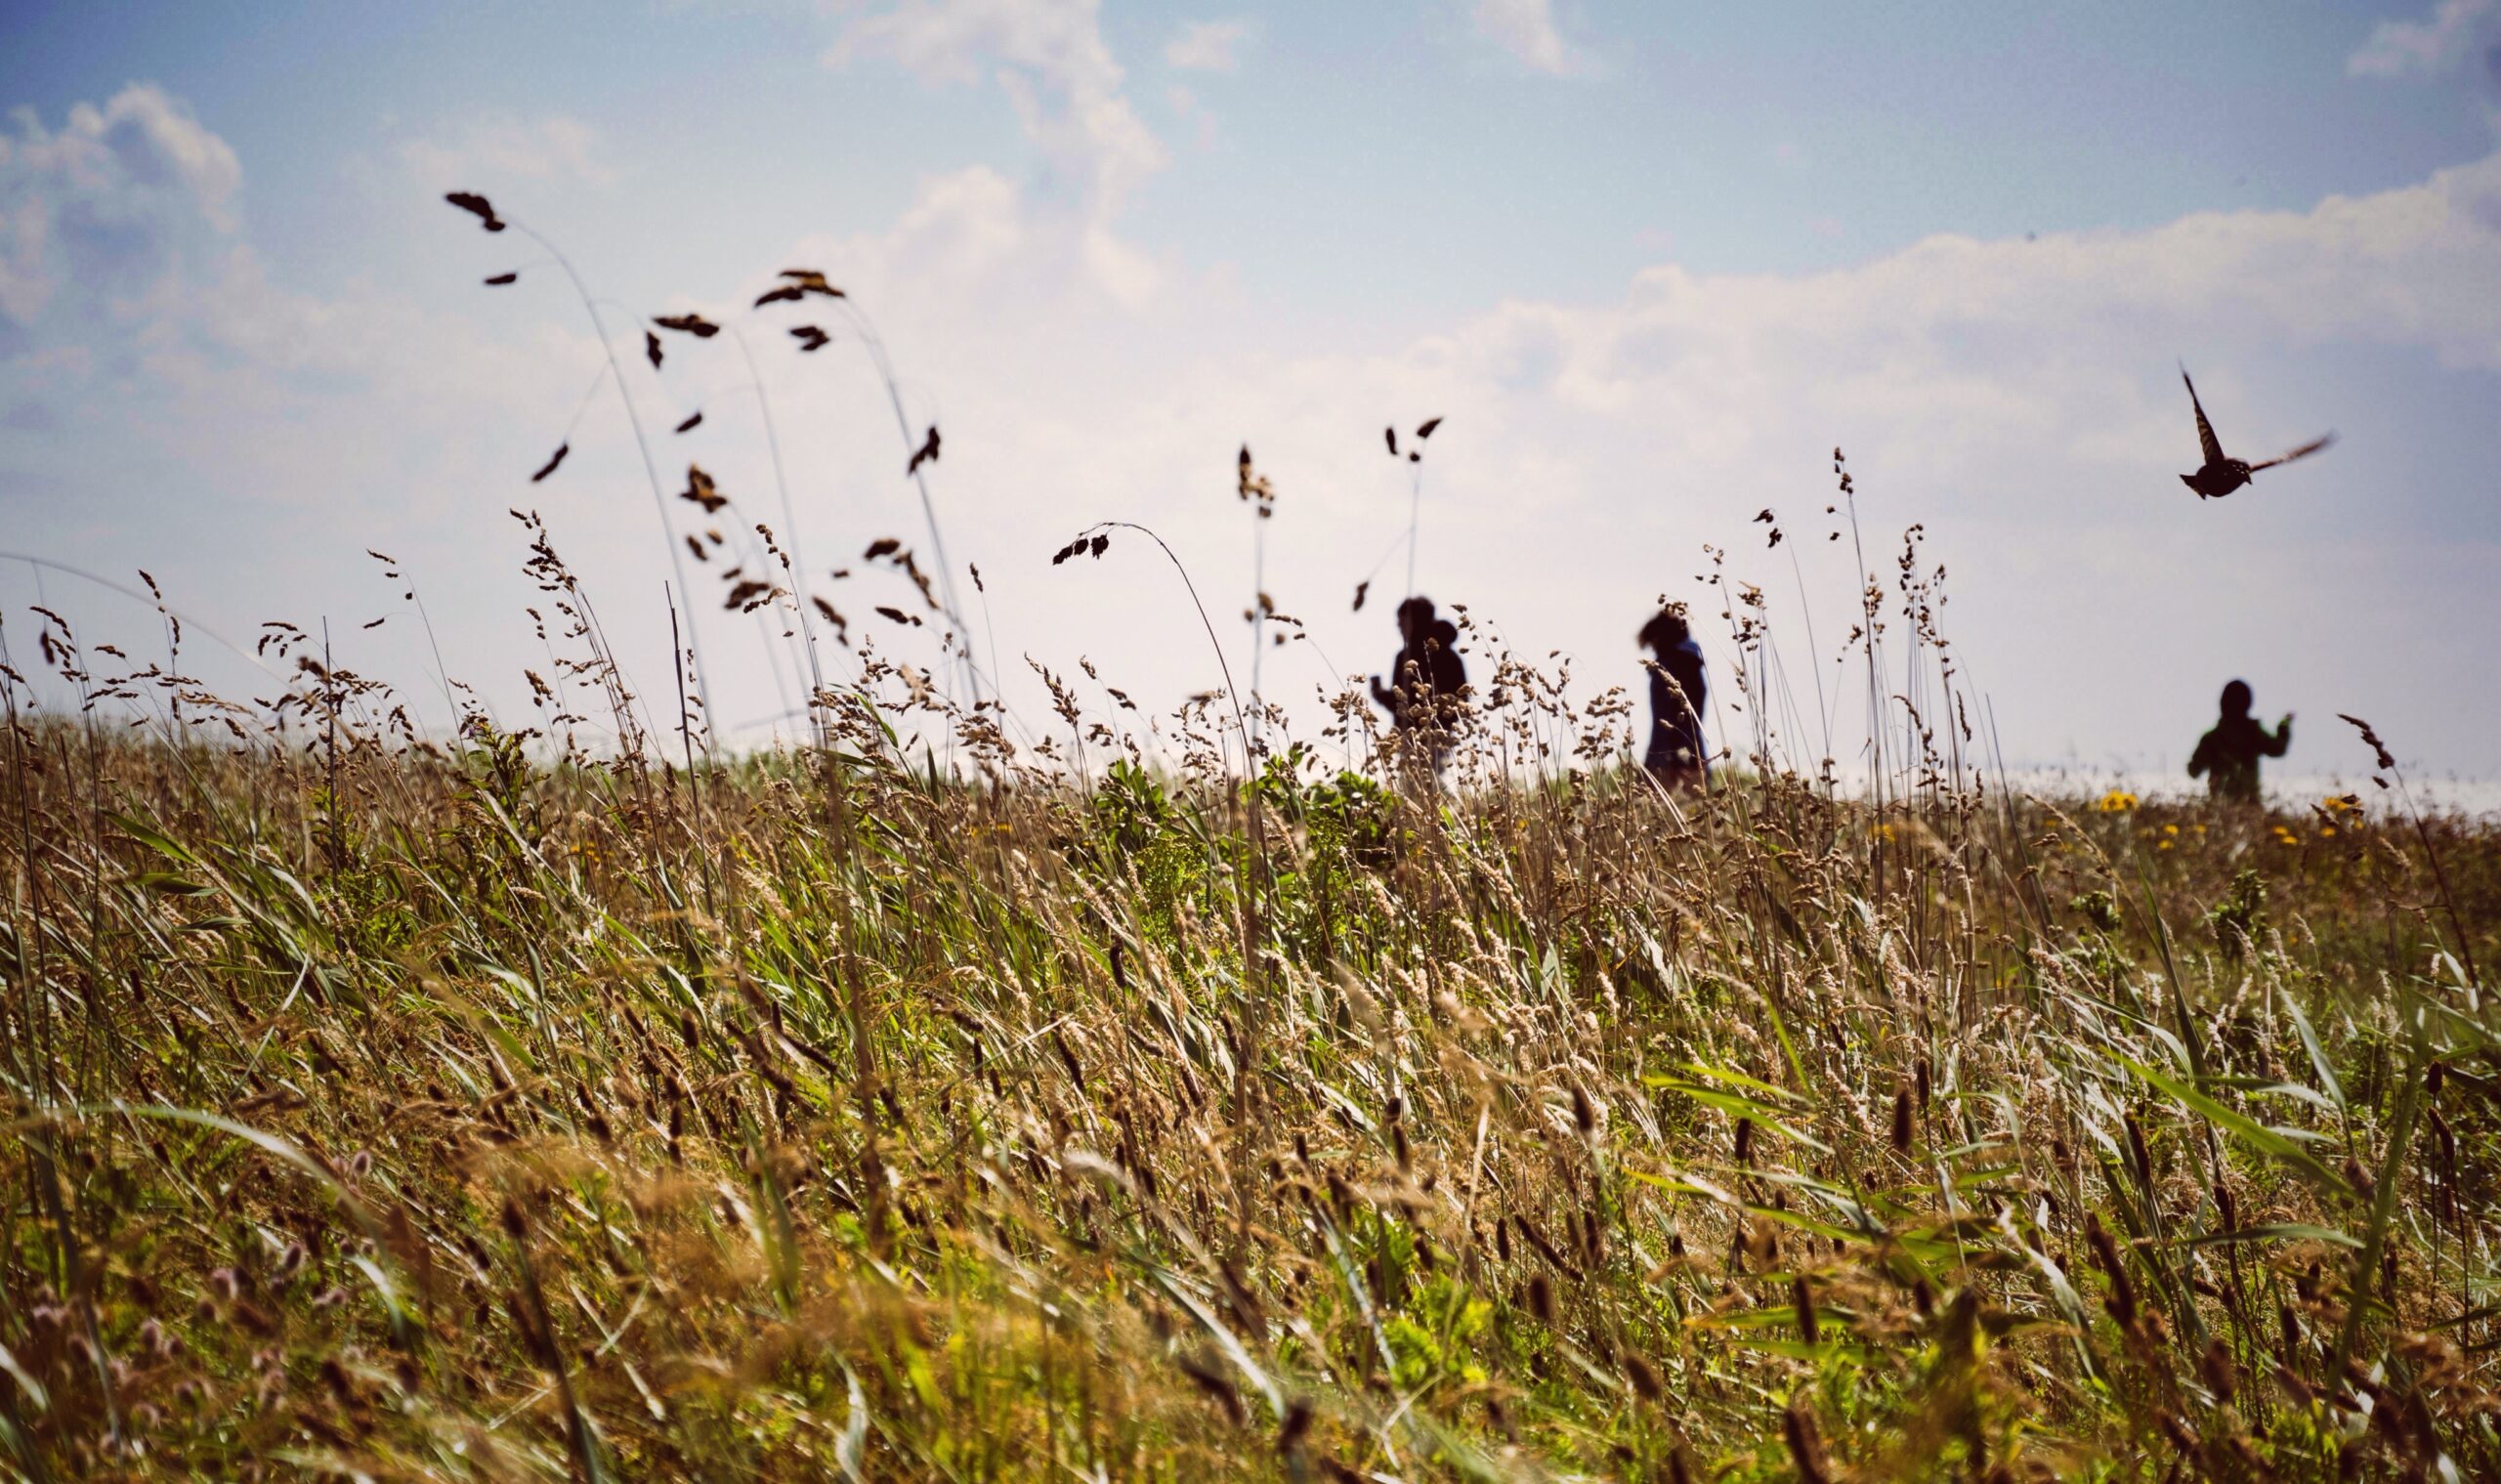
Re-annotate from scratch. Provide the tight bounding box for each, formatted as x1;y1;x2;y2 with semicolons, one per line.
2250;433;2335;473
2182;365;2224;465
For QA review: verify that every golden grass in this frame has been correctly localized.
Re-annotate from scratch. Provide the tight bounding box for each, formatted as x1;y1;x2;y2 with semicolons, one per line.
1;681;2495;1480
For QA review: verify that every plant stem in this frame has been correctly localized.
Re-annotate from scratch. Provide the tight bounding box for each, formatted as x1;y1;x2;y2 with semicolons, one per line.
836;302;983;710
727;326;828;743
1405;464;1422;600
512;221;713;726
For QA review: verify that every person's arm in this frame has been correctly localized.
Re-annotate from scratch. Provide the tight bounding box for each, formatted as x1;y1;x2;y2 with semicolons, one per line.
2186;732;2211;779
1369;674;1395;712
2265;713;2293;757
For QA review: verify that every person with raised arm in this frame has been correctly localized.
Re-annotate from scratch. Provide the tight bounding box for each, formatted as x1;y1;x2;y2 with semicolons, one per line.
2186;679;2291;804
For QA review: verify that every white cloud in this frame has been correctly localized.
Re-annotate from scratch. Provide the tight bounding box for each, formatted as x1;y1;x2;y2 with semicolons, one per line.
2350;0;2498;77
827;0;1166;218
0;85;543;392
1471;0;1590;77
0;89;589;534
1165;19;1255;74
0;84;241;323
399;114;615;191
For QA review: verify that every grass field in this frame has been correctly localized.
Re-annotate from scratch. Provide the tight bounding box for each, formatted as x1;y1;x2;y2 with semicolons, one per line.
3;597;2498;1484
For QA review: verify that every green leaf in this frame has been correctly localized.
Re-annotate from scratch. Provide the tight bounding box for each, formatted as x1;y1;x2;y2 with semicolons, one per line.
108;812;199;866
2174;1223;2358;1251
348;1253;416;1347
1156;1269;1285;1419
2118;1057;2347;1201
0;1339;47;1414
1687;1303;1857;1332
2254;1081;2341;1115
2280;992;2348;1116
1660;1061;1799;1106
1655;1083;1834;1155
133;871;211;896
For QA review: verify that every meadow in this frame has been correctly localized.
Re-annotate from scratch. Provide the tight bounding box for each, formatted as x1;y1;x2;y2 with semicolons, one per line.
3;190;2497;1482
2;566;2497;1483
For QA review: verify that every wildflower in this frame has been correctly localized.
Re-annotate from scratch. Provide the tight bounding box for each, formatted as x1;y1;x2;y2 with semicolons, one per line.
2097;788;2139;813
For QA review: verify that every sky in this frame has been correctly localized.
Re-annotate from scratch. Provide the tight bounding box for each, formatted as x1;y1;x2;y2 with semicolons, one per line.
3;0;2499;793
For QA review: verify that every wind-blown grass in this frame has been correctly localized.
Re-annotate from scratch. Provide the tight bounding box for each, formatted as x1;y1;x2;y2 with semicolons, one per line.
2;671;2496;1480
2;194;2494;1483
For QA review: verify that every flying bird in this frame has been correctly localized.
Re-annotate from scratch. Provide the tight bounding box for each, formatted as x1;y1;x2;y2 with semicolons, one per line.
2178;366;2334;499
907;426;941;477
788;324;829;353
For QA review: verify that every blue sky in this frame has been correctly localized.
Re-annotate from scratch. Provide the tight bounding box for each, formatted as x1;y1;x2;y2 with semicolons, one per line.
4;0;2499;788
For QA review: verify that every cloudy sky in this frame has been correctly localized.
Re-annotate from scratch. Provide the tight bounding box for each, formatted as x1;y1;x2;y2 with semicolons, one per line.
4;1;2499;788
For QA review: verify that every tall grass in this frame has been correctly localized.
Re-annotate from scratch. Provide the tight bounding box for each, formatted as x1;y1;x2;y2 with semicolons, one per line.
1;577;2496;1480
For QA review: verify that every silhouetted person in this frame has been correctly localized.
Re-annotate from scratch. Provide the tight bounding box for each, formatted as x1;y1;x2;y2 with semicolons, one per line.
1370;596;1466;756
2187;679;2290;803
2178;365;2334;500
1638;606;1708;789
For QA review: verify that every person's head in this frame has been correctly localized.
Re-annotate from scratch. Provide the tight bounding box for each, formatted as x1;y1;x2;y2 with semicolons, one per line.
2221;679;2253;718
1637;604;1691;656
1396;596;1436;644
